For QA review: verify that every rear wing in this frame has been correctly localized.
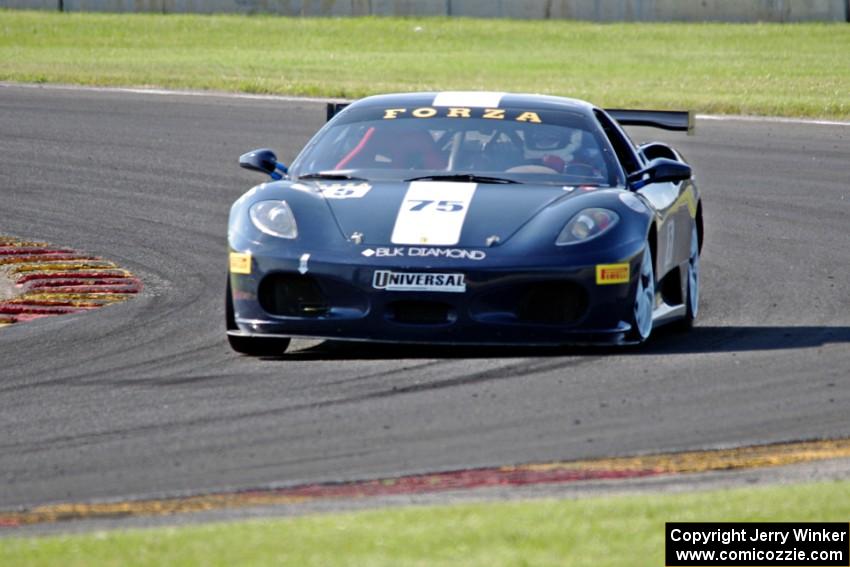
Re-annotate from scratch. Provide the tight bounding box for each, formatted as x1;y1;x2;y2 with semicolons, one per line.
326;102;694;134
605;109;694;134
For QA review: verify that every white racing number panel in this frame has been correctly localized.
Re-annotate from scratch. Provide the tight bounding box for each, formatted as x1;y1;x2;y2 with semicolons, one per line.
391;182;477;246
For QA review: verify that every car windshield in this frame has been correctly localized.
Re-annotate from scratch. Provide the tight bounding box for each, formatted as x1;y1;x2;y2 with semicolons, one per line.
289;105;624;186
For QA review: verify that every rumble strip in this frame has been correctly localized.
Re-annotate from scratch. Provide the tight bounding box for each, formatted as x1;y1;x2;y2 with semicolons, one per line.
2;438;849;528
0;236;142;327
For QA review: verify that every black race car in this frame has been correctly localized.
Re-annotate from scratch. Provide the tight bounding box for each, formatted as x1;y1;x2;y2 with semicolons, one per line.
227;92;702;354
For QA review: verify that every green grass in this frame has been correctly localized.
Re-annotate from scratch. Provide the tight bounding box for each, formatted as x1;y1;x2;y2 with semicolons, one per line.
0;10;849;118
2;480;848;567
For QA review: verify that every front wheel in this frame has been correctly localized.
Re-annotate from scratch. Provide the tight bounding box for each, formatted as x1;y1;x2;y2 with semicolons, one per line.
226;278;291;356
626;245;655;344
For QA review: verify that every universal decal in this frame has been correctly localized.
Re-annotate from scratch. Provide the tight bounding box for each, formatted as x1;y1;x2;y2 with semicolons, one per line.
372;270;466;293
391;182;477;246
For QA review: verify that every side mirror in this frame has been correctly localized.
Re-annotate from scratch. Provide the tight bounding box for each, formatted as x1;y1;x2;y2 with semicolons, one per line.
628;157;691;190
239;148;288;180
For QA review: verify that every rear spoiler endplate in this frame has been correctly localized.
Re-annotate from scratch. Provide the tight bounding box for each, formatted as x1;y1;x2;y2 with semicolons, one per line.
605;109;694;134
327;102;350;121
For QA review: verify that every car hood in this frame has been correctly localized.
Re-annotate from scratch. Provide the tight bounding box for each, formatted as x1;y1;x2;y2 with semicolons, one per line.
310;179;577;247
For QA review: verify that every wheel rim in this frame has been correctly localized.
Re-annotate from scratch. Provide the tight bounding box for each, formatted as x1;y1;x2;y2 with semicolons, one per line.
634;248;655;340
687;225;700;318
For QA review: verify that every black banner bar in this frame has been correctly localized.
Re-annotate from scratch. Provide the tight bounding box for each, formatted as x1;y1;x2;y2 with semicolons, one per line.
666;522;849;566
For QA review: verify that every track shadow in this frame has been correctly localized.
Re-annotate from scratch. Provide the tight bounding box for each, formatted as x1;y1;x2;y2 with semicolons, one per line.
262;325;850;361
641;325;850;355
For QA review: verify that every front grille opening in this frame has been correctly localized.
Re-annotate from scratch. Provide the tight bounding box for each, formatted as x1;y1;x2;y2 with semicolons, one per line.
258;273;329;317
388;301;455;325
516;281;588;324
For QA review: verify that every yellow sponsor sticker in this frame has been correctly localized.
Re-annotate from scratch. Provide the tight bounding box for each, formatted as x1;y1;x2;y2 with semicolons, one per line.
229;252;252;275
596;263;630;285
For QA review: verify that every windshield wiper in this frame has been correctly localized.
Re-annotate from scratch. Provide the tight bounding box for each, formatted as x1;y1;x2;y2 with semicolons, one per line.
298;171;368;181
404;173;520;184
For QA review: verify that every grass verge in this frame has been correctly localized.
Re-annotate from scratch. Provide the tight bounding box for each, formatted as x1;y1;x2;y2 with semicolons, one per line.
2;480;848;567
1;10;848;118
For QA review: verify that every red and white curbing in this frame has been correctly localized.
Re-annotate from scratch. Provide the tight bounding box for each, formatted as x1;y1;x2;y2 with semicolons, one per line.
0;236;142;327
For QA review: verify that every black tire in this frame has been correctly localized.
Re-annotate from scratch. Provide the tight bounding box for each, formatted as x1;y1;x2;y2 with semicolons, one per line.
226;278;291;356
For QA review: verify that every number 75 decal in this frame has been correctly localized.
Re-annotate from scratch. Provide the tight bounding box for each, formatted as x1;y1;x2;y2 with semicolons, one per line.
391;182;477;245
407;199;465;212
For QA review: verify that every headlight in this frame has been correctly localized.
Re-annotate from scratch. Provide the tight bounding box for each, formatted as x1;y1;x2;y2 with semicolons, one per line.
556;208;619;245
249;200;298;239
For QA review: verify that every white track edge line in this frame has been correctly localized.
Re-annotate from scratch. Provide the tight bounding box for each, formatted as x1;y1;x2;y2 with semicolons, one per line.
0;81;349;104
695;114;850;127
2;82;849;127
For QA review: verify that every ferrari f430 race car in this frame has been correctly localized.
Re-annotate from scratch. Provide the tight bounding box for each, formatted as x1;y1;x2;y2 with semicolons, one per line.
227;92;702;354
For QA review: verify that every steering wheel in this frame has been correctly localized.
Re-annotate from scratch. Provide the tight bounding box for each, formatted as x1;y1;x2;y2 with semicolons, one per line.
564;163;599;177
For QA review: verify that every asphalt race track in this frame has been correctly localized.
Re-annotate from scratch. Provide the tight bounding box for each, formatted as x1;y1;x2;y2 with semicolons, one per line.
0;85;848;510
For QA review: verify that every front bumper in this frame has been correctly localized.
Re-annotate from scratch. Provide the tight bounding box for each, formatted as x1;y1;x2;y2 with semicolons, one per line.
229;245;644;346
